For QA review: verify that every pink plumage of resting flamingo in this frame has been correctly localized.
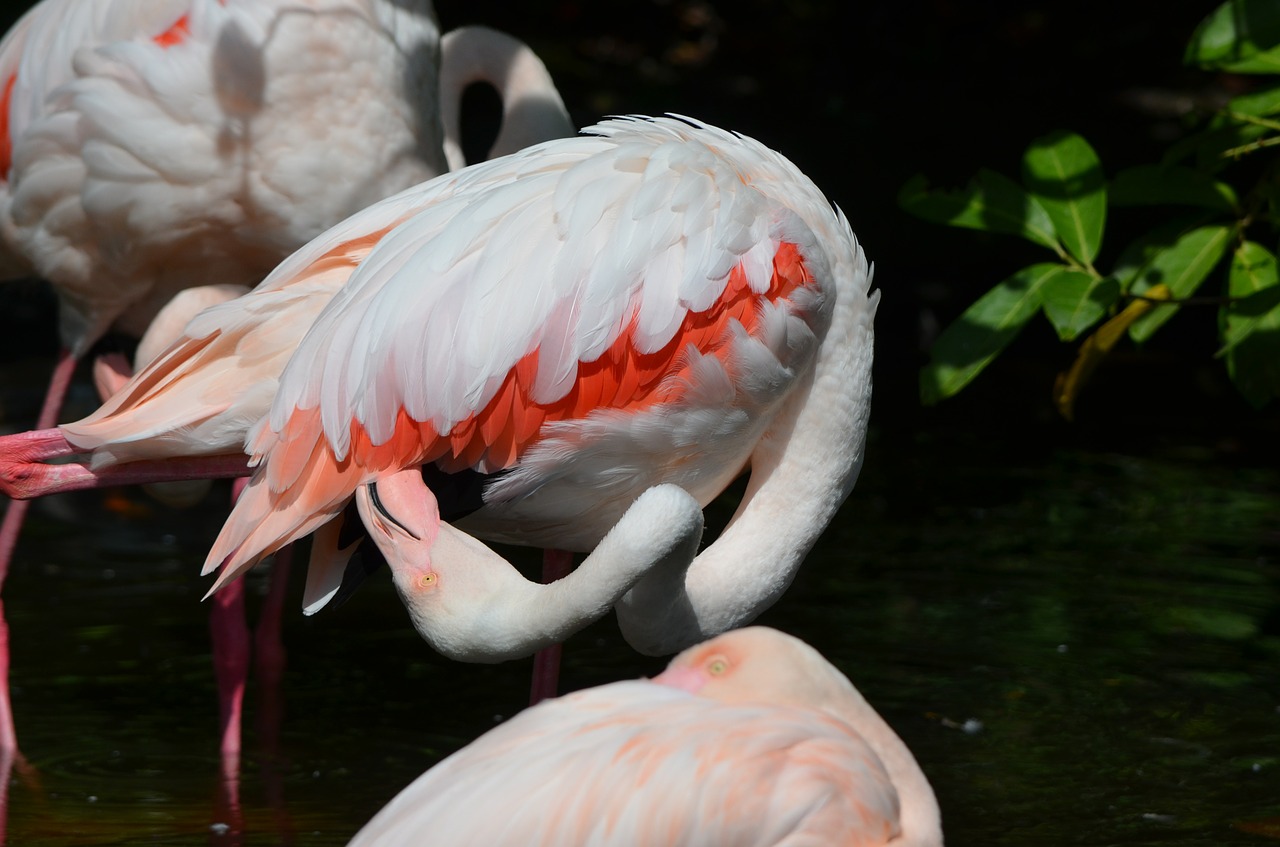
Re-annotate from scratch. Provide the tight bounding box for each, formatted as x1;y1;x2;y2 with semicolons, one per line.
347;627;943;847
4;114;876;663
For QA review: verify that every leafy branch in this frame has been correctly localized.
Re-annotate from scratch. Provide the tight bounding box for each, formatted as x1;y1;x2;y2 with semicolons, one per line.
901;0;1280;413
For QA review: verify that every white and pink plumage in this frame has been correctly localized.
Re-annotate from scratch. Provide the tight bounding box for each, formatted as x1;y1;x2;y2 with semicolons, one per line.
0;0;574;778
0;0;449;581
0;0;450;359
348;627;943;847
7;114;876;663
0;0;572;544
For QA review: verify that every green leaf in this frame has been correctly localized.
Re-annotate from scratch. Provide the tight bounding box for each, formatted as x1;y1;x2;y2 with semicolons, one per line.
1222;240;1280;406
1186;0;1280;73
1225;84;1280;118
1041;271;1120;341
1127;225;1233;343
1163;121;1270;171
1163;86;1280;169
898;170;1060;251
1109;165;1238;213
1021;132;1106;265
920;263;1060;404
1111;219;1207;288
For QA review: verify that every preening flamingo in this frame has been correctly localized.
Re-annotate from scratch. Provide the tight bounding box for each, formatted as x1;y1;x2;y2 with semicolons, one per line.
2;114;876;675
347;627;943;847
0;0;572;780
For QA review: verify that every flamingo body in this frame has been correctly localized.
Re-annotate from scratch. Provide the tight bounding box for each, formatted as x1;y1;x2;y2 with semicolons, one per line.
0;0;447;353
25;115;875;658
205;115;866;573
348;627;943;847
0;0;573;758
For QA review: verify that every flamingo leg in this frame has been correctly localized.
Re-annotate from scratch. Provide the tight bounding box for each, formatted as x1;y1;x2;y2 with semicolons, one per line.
0;347;78;758
210;576;249;780
254;545;291;756
255;546;293;843
528;548;574;705
208;475;255;827
0;741;12;847
209;563;249;841
0;348;77;582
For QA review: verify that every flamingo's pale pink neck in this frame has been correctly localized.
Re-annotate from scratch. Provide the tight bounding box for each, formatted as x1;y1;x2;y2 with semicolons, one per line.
355;470;704;662
438;25;572;170
617;218;877;655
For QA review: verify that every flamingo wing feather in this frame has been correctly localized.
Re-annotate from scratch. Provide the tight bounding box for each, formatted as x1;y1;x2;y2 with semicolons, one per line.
208;116;837;584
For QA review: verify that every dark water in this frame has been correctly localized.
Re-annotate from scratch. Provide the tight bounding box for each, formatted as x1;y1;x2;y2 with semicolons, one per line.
1;353;1277;846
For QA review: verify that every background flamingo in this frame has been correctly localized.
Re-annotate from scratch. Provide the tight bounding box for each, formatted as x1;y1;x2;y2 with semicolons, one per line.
0;0;572;784
347;626;943;846
2;115;877;686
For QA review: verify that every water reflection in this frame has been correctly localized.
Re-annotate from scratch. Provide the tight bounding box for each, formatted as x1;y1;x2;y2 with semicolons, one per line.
0;358;1278;844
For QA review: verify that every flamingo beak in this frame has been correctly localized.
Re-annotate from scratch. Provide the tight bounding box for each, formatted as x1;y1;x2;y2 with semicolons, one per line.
650;665;707;694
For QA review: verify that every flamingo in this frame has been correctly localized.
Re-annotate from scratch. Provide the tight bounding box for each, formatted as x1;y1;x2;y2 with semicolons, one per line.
0;0;572;790
0;0;575;563
1;114;876;682
347;626;943;846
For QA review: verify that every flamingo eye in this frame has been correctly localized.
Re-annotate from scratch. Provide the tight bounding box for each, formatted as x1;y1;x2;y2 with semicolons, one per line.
416;572;437;590
707;655;729;675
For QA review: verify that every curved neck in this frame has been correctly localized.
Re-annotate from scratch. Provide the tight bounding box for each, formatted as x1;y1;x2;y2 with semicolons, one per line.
438;25;572;169
359;473;703;662
617;231;876;654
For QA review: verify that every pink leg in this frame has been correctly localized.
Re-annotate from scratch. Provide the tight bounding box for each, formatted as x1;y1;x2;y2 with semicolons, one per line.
209;479;255;786
210;573;247;842
0;348;77;583
0;601;14;756
255;547;293;843
529;549;574;705
0;348;78;757
254;546;291;753
0;742;12;847
0;433;248;501
210;576;249;781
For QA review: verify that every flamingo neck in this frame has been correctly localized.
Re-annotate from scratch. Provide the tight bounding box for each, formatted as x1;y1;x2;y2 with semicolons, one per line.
362;478;703;663
438;26;572;170
617;231;877;654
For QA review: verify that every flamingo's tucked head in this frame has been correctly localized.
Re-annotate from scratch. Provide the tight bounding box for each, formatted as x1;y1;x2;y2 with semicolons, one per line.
357;470;443;601
657;627;945;847
651;626;863;718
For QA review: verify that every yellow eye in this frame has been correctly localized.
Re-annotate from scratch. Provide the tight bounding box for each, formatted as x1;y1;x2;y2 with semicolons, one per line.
416;572;437;590
707;655;729;675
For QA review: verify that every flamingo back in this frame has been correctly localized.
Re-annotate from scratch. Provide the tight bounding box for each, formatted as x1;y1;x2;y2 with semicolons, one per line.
204;116;850;580
349;681;903;847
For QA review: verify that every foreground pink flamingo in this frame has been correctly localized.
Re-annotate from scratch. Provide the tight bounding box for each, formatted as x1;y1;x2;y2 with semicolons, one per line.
0;0;572;807
2;114;876;693
348;627;943;846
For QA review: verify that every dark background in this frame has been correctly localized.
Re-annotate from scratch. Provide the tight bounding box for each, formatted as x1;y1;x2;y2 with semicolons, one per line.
0;6;1276;844
2;1;1267;449
425;0;1264;446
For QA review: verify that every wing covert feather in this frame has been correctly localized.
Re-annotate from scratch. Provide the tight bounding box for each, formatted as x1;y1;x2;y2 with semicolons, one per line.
268;117;813;462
